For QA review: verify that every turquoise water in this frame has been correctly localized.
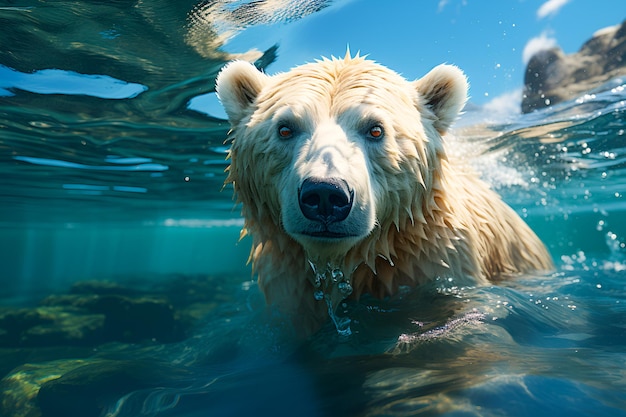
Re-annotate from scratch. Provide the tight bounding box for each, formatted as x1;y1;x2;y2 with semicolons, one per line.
1;1;626;416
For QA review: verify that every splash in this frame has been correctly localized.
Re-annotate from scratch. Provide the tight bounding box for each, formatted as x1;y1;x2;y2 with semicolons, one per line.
603;229;626;272
563;220;626;272
308;260;353;336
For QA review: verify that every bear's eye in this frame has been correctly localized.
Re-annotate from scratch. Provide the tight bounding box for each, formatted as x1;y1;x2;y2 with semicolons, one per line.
367;125;384;140
277;125;293;139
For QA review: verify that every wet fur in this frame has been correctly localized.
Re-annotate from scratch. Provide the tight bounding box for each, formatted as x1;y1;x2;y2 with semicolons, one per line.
217;55;553;336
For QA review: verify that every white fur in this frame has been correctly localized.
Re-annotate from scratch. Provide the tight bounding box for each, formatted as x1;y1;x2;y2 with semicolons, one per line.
216;55;553;338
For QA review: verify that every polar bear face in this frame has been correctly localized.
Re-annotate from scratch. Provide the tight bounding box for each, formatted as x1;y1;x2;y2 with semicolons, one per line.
216;56;468;265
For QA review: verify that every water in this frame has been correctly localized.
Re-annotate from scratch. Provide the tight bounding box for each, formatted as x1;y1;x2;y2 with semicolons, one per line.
1;1;626;416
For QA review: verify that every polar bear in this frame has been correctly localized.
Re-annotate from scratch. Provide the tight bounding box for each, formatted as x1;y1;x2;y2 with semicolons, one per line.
216;54;553;336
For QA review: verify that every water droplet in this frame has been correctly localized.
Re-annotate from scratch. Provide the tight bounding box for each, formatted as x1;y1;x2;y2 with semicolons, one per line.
314;276;322;288
322;294;352;336
331;269;343;282
314;290;324;301
338;281;353;296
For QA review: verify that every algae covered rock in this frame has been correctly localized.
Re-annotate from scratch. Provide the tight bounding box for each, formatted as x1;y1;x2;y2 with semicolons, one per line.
37;359;189;417
0;307;105;347
0;281;192;348
41;293;184;343
0;357;189;417
0;275;229;416
0;359;88;417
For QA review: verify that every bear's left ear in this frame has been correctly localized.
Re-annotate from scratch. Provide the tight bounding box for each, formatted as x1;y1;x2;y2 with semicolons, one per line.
216;60;269;126
413;64;468;134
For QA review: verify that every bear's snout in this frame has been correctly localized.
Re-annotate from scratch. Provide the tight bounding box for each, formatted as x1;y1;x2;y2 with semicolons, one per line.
298;177;353;225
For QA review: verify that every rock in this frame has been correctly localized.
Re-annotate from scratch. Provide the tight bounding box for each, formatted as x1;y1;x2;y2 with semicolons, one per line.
0;307;105;348
37;359;189;417
0;309;49;347
40;294;184;344
0;346;95;385
0;275;229;350
0;358;189;417
0;290;185;348
18;309;105;347
522;20;626;113
0;275;229;415
0;359;87;417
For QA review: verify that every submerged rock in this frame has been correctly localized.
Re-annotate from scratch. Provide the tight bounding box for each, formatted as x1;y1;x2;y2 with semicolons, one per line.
0;358;189;417
522;20;626;113
37;359;189;417
0;307;105;348
0;275;229;416
0;296;181;348
0;275;225;349
0;359;88;417
41;293;183;344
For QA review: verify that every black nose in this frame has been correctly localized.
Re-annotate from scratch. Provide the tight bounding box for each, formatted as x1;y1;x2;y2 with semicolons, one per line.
299;177;353;223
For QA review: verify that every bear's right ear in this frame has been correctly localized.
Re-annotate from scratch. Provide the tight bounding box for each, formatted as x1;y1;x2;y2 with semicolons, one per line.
216;61;269;125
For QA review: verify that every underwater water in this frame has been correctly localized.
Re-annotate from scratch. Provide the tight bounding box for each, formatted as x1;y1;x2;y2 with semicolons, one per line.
1;1;626;416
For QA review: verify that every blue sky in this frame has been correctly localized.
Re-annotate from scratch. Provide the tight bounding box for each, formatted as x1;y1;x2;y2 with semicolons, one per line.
219;0;625;115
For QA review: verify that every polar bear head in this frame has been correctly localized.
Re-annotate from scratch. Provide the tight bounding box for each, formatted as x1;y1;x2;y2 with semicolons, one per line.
216;55;468;269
